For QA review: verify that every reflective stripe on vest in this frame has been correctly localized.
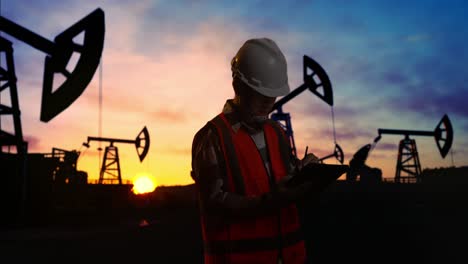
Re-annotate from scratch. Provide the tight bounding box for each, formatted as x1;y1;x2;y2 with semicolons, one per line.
210;115;245;194
265;119;292;174
210;115;291;194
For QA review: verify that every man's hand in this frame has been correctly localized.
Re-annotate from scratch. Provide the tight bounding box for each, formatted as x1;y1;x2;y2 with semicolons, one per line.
272;179;315;205
264;152;321;207
273;172;317;205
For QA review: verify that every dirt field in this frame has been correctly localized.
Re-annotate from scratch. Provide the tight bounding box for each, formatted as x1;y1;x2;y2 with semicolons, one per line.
2;181;467;263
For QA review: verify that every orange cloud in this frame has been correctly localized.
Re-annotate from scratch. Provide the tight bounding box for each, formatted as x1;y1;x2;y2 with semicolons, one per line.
23;135;42;150
150;109;188;123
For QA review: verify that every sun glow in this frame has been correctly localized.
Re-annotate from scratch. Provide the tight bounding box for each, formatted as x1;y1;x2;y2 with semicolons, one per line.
132;174;157;194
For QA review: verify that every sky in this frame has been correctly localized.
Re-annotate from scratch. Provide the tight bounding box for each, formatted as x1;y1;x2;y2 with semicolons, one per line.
0;0;467;186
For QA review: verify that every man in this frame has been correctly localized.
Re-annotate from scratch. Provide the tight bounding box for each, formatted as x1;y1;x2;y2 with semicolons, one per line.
191;38;319;264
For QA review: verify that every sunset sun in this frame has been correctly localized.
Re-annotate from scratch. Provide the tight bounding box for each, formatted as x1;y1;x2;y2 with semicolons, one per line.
132;174;157;194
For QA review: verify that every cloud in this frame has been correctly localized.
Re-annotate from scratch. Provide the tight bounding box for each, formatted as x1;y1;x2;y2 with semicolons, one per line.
80;86;191;124
150;109;188;123
23;135;41;150
374;142;397;151
307;127;374;142
406;34;431;43
375;29;468;120
367;151;393;161
386;88;468;120
382;71;410;86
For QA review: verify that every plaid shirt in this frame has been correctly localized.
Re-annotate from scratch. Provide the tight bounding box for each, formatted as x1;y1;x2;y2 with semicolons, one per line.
191;99;297;218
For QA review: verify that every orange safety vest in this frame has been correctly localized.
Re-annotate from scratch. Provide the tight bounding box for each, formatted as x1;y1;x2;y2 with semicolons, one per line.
201;113;306;264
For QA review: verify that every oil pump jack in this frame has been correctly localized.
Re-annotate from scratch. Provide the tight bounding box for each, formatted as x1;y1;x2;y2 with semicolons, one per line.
269;55;344;164
83;126;150;185
318;143;344;164
346;115;453;183
0;8;105;223
346;143;383;183
0;8;104;157
373;114;453;183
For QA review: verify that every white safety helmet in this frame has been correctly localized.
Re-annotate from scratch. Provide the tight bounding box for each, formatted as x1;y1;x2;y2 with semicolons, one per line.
231;38;290;97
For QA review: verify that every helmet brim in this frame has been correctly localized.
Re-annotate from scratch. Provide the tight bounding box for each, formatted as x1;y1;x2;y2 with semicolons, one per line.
245;82;290;98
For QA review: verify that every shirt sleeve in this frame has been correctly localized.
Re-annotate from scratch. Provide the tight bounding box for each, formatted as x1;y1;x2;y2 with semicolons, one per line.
191;124;281;219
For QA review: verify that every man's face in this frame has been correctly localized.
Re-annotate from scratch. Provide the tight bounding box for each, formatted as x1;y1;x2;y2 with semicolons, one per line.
241;84;276;116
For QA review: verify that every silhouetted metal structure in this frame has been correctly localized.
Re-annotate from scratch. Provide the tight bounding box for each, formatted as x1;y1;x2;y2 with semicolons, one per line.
83;126;150;185
0;37;26;155
0;7;105;224
0;8;105;122
49;147;87;185
346;144;382;183
0;8;105;160
319;143;344;164
374;114;453;183
270;55;335;158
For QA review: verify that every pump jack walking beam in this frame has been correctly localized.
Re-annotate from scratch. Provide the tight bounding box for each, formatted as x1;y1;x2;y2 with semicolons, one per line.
374;114;453;158
0;8;105;122
270;55;334;158
273;55;333;111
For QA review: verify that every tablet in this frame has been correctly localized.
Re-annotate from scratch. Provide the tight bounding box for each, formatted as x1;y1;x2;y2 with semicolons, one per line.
286;163;349;191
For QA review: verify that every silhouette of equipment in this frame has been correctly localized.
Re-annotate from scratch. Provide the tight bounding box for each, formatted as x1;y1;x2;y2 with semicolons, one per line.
49;147;88;185
318;143;344;164
373;114;453;183
0;37;25;154
346;144;383;184
1;7;105;194
83;126;150;185
0;8;105;122
286;163;349;191
270;55;341;161
0;8;105;225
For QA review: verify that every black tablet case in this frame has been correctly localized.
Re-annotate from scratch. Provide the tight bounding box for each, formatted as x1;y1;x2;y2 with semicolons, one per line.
287;163;349;191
